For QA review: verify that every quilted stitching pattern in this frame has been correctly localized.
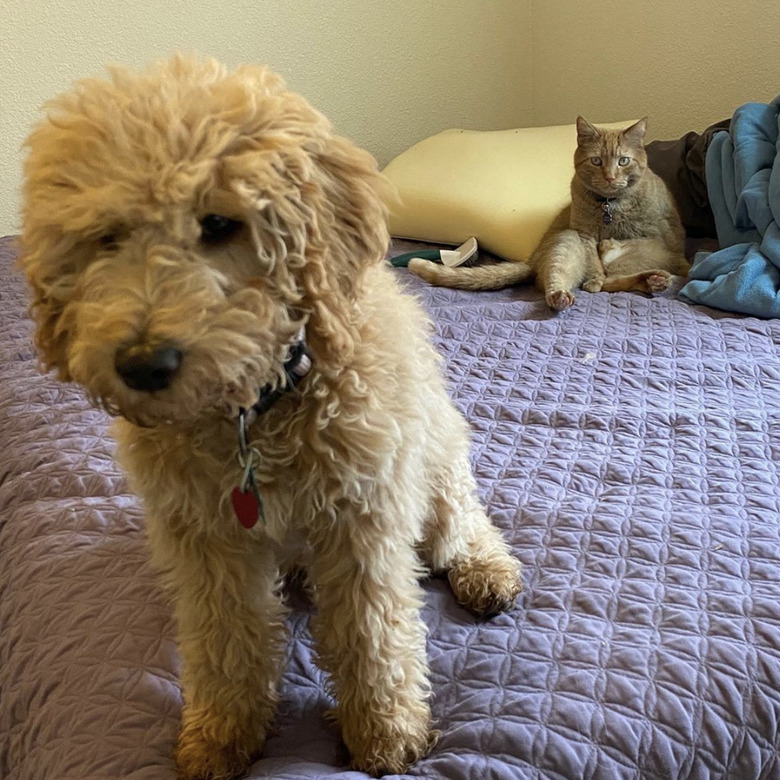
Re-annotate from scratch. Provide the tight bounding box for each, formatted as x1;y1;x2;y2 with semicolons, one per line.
2;235;780;779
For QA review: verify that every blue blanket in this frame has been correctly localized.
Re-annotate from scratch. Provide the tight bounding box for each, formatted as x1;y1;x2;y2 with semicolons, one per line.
679;96;780;317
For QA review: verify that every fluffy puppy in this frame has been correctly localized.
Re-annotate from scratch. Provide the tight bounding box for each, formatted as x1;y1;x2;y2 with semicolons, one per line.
19;56;522;779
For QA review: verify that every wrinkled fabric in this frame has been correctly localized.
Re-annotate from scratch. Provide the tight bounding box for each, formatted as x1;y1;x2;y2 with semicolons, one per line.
646;119;729;239
3;235;780;779
679;97;780;317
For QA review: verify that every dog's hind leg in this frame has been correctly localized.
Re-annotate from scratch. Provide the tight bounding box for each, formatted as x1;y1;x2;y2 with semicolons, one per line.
306;508;435;776
422;460;522;617
155;533;285;780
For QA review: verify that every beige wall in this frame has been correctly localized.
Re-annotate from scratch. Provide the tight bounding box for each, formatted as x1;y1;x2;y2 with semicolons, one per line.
3;1;780;236
529;0;780;140
0;0;533;236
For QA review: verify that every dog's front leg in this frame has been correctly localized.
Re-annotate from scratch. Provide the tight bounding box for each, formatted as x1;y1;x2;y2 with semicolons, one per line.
308;511;435;776
160;534;285;780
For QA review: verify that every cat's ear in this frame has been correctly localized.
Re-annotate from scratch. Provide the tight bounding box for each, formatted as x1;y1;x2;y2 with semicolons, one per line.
576;116;600;141
622;117;648;145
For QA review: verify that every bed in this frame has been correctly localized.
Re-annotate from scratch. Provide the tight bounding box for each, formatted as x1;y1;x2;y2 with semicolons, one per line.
2;232;780;780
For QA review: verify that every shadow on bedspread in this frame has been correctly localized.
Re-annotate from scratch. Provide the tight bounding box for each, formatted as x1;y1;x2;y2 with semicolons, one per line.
2;235;780;780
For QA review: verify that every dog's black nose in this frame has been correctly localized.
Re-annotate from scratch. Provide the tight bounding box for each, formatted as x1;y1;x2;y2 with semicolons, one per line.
115;344;182;392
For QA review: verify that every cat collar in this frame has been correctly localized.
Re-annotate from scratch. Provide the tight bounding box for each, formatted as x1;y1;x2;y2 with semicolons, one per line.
595;196;615;225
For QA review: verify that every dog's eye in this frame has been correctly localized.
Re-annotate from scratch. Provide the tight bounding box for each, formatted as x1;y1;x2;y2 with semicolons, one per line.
98;233;119;250
200;214;243;244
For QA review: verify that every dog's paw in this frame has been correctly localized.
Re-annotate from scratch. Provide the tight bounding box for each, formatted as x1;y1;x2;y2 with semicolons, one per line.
448;553;522;618
546;289;575;311
174;720;261;780
346;716;438;777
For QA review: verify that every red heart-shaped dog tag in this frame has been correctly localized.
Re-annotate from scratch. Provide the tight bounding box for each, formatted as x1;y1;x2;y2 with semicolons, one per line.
231;486;259;529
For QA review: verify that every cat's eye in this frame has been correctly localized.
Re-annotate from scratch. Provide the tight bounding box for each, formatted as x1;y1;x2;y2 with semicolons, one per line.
618;156;631;166
200;214;243;244
590;157;603;166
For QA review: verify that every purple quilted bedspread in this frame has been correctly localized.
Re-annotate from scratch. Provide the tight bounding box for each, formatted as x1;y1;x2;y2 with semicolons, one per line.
2;233;780;780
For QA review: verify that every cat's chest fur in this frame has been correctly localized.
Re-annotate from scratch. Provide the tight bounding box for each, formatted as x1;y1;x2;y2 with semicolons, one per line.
577;198;642;241
569;174;666;241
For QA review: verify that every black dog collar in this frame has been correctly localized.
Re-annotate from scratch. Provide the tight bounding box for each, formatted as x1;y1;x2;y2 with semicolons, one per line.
245;339;312;423
231;336;312;529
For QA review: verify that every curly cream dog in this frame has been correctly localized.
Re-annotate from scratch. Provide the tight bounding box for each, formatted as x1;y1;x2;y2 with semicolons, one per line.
19;56;522;779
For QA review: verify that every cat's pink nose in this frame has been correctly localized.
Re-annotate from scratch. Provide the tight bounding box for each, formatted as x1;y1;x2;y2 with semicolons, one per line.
604;175;616;183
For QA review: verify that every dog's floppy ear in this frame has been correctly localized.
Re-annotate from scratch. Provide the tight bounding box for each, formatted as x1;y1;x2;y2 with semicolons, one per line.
227;66;391;364
30;295;71;379
17;240;75;380
312;134;391;269
297;134;391;361
236;124;391;363
19;97;92;381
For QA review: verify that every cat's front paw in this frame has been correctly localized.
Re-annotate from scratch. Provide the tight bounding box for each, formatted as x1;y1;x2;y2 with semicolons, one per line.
582;277;604;293
598;239;626;266
546;289;576;311
597;239;620;254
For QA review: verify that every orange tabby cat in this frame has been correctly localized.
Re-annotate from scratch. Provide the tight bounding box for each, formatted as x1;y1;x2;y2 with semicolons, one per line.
409;117;689;310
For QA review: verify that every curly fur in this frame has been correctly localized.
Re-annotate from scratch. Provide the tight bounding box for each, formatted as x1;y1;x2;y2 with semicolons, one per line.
19;56;522;779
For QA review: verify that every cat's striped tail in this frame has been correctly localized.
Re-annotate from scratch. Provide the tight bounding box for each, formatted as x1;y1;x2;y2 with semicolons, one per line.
407;258;533;291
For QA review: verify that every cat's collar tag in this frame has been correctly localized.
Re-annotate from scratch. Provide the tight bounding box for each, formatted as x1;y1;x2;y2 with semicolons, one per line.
600;199;614;225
